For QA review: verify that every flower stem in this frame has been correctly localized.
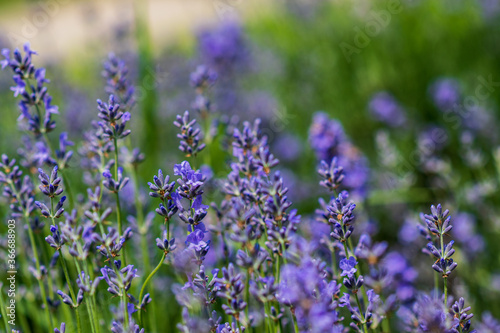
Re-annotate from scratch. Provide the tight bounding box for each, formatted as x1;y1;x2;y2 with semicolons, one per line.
122;290;129;329
434;272;439;298
26;218;53;331
74;258;97;333
444;276;448;306
354;293;369;333
59;249;82;333
0;284;10;332
245;269;250;321
131;165;151;273
291;308;299;333
40;132;75;210
138;252;166;326
382;315;391;333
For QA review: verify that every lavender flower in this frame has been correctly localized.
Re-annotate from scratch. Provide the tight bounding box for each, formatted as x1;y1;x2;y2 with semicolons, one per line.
174;161;205;200
368;91;406;127
309;112;369;197
97;95;131;140
214;263;247;318
37;166;63;198
477;312;500;332
340;256;364;292
451;297;476;333
318;157;344;193
423;204;457;277
148;169;175;200
55;132;74;168
429;78;461;111
102;53;135;112
1;43;58;135
101;264;139;296
45;225;65;250
54;323;66;333
327;191;356;243
173;110;206;157
103;167;130;193
198;22;247;74
57;289;83;308
76;271;102;296
190;65;217;91
278;257;344;332
156;230;176;253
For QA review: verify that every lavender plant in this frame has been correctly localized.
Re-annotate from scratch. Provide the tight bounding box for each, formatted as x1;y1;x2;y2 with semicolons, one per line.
0;28;498;333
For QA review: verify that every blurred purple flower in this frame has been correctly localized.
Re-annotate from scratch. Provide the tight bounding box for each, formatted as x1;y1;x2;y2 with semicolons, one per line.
368;91;406;127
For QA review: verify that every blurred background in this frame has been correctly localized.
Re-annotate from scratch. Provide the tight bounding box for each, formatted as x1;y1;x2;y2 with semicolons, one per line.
1;0;500;328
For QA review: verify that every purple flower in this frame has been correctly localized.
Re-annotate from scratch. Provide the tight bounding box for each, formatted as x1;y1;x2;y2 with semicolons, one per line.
156;230;176;253
102;53;136;112
96;95;131;140
45;224;65;250
173;111;206;157
477;312;500;333
429;78;461;111
368;91;406;127
174;161;205;200
340;256;357;278
190;65;217;90
1;43;58;135
398;294;452;332
423;204;458;278
186;223;209;249
148;169;175;200
54;322;66;333
102;167;129;193
272;133;303;162
309;112;370;197
452;213;485;255
37;166;63;198
318;157;344;193
198;22;248;73
309;112;346;162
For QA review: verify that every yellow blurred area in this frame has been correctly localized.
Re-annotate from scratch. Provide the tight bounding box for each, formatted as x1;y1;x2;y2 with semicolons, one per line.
0;0;275;61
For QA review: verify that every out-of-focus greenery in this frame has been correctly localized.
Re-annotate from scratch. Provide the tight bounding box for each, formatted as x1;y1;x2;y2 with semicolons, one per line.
243;0;500;317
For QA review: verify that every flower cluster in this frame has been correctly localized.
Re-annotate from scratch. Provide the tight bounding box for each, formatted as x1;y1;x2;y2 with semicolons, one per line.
1;44;58;135
0;32;496;333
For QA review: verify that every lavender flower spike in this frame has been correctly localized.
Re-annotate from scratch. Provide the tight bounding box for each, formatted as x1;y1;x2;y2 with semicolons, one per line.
318;156;344;193
173;110;206;157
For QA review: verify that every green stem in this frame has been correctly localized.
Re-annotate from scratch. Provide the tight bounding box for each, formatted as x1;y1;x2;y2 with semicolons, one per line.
275;254;281;284
7;179;52;330
291;308;299;333
122;289;129;329
26;219;53;331
132;165;150;272
114;192;123;236
91;293;101;333
434;272;439;298
138;252;166;326
74;259;96;333
59;249;82;333
113;137;126;266
382;315;391;333
0;285;10;332
245;269;250;321
444;276;448;306
264;302;273;333
354;293;369;333
40;131;74;210
330;226;337;278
